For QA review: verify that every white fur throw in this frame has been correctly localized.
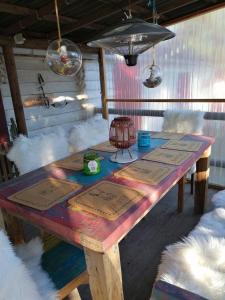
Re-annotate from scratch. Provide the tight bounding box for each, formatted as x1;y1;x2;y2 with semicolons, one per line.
211;190;225;209
156;192;225;300
69;117;109;152
15;237;58;300
162;110;204;134
7;128;70;175
0;231;57;300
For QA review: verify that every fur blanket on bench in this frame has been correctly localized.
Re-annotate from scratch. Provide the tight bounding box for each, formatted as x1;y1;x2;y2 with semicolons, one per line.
156;190;225;300
0;231;57;300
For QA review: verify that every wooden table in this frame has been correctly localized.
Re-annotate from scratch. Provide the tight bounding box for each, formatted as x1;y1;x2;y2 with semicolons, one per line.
0;134;214;300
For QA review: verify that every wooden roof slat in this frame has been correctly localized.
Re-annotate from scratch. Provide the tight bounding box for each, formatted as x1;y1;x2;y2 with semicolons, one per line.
0;0;224;47
0;34;99;52
161;0;225;26
50;0;145;38
146;0;201;21
4;2;61;35
3;1;104;37
131;4;151;14
43;14;104;30
0;3;36;16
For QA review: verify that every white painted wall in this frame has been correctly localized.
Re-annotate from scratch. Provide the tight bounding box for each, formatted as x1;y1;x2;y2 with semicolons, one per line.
1;48;101;137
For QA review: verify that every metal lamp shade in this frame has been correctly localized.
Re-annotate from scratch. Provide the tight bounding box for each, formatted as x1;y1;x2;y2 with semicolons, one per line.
109;117;136;149
87;18;175;66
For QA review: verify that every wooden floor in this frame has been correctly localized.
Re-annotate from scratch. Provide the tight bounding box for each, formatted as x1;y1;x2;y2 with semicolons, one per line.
78;184;217;300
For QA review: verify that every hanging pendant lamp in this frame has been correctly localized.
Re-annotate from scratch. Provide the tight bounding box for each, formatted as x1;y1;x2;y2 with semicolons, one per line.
87;2;175;66
143;46;162;88
46;0;82;76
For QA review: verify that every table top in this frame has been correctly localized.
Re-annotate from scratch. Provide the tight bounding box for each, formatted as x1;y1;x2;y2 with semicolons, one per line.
0;133;214;252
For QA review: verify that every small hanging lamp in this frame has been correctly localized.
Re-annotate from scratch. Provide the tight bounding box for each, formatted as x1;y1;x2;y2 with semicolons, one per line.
143;46;162;88
87;1;175;66
46;0;82;76
143;1;164;88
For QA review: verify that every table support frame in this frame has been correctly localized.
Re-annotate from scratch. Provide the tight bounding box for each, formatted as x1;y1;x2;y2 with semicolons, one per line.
84;244;124;300
194;146;211;214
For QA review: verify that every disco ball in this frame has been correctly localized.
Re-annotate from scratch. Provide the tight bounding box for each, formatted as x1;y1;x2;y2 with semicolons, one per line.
46;39;82;76
143;64;162;88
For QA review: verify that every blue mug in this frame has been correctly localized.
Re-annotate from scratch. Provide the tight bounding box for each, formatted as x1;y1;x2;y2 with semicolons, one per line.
138;131;151;147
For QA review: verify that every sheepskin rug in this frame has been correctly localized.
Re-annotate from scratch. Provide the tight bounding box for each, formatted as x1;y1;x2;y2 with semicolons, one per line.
162;110;204;134
156;191;225;300
162;110;204;177
69;117;109;152
0;231;57;300
7;127;70;175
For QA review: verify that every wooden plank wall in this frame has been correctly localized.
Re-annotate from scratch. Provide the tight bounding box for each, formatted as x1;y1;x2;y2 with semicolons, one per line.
1;48;101;137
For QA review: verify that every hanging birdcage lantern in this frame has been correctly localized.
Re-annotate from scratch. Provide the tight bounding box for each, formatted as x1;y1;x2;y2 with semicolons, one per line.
109;117;137;163
46;0;82;76
142;0;165;88
143;46;162;88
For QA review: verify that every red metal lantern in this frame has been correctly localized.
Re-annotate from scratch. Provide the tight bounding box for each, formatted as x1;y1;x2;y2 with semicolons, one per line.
109;117;137;163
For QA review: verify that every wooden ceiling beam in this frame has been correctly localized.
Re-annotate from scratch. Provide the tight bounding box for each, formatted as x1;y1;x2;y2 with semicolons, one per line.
3;1;103;36
0;3;35;16
145;0;201;21
0;35;98;53
161;1;225;27
4;2;62;35
50;0;145;38
131;4;150;14
0;35;49;49
43;14;104;30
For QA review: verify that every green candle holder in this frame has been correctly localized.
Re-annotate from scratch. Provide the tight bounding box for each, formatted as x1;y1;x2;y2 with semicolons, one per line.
83;152;101;175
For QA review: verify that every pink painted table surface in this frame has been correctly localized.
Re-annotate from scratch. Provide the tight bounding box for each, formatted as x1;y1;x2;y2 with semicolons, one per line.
0;134;214;252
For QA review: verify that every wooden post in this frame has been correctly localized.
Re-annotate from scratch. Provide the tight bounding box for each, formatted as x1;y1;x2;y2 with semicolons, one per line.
0;88;10;144
177;176;185;213
0;210;5;229
98;48;108;120
0;90;10;228
2;209;24;244
84;244;124;300
2;45;27;135
194;146;211;214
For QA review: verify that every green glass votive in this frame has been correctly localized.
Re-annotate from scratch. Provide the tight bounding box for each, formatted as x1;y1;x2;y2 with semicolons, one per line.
83;152;101;175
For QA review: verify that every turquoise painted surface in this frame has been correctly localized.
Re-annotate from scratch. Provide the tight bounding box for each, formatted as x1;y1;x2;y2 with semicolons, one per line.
41;242;86;290
67;138;165;186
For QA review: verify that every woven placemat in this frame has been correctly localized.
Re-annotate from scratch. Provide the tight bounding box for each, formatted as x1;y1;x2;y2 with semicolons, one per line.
69;181;144;221
90;141;117;153
53;154;104;171
161;140;203;152
114;160;175;185
53;153;84;170
8;178;82;211
142;148;193;165
152;132;185;140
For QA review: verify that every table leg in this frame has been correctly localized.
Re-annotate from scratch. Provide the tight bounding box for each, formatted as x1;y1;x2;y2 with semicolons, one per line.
194;146;211;214
84;244;124;300
177;176;185;213
2;209;24;244
0;209;5;229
